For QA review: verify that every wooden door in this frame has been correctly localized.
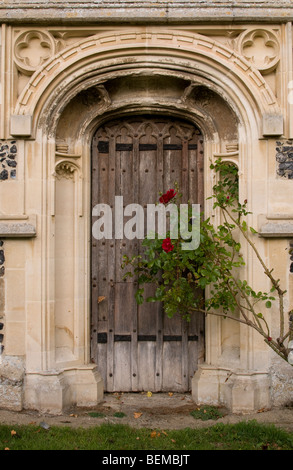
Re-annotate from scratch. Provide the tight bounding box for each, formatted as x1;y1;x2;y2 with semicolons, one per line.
91;115;204;392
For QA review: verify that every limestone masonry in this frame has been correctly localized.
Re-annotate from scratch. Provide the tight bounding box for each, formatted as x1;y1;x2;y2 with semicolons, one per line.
0;0;292;413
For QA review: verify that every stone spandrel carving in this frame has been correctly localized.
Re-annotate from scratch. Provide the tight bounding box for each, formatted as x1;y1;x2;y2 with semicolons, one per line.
0;141;17;181
14;30;56;76
237;29;280;74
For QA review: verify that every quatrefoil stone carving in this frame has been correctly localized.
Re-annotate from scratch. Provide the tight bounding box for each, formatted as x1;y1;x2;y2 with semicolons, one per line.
238;29;280;74
14;30;55;75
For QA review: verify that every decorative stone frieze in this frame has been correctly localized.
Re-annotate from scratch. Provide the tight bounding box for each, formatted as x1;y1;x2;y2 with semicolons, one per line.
0;141;17;181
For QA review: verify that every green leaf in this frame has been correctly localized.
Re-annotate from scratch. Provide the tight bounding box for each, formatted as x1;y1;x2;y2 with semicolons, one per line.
250;227;258;234
135;289;144;305
265;301;272;308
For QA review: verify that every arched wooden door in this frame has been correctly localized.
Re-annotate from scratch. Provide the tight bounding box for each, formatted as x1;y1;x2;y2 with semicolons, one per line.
91;115;205;392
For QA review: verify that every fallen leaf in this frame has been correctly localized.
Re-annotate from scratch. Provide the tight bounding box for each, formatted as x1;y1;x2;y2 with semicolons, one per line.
151;431;157;438
70;414;78;418
134;412;142;419
11;430;17;436
257;408;266;413
168;392;173;397
146;391;152;397
171;439;176;443
98;296;106;304
4;448;9;451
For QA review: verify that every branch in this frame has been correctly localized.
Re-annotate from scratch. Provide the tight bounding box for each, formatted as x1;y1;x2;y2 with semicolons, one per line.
222;206;286;338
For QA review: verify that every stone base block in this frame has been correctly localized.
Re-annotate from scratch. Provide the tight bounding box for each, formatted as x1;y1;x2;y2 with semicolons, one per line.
192;364;271;413
24;364;104;414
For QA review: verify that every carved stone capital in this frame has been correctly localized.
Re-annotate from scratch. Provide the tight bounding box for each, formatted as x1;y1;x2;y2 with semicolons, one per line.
54;160;80;180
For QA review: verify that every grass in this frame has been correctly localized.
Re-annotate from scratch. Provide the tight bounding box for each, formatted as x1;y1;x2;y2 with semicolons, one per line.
190;405;224;421
0;420;292;450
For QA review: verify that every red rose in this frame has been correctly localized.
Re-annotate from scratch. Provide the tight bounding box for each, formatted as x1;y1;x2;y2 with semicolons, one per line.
162;237;174;253
159;189;177;204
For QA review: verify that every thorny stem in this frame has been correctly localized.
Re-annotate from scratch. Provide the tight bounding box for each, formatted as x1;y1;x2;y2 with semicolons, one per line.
222;206;286;339
220;210;265;332
190;306;287;362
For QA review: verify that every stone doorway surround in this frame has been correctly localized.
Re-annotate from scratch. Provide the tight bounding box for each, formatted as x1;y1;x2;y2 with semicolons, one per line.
0;25;290;414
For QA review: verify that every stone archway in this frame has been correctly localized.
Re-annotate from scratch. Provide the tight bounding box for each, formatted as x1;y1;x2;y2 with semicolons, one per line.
15;29;282;413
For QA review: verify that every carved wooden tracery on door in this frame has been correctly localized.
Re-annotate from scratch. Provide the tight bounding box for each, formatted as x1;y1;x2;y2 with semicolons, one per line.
91;115;205;392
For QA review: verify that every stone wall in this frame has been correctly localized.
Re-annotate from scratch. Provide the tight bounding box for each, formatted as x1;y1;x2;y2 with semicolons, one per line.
276;141;293;179
0;5;292;413
0;141;17;181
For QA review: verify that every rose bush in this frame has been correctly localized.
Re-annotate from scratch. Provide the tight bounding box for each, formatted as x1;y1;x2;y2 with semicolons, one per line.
122;160;293;364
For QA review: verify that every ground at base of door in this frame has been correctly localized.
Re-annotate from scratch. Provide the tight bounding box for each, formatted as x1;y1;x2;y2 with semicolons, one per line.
0;392;293;432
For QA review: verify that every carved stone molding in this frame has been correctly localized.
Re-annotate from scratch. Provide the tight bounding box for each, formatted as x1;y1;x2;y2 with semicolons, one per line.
14;30;56;76
237;29;280;74
15;29;281;139
2;2;293;24
54;161;79;180
0;215;37;238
